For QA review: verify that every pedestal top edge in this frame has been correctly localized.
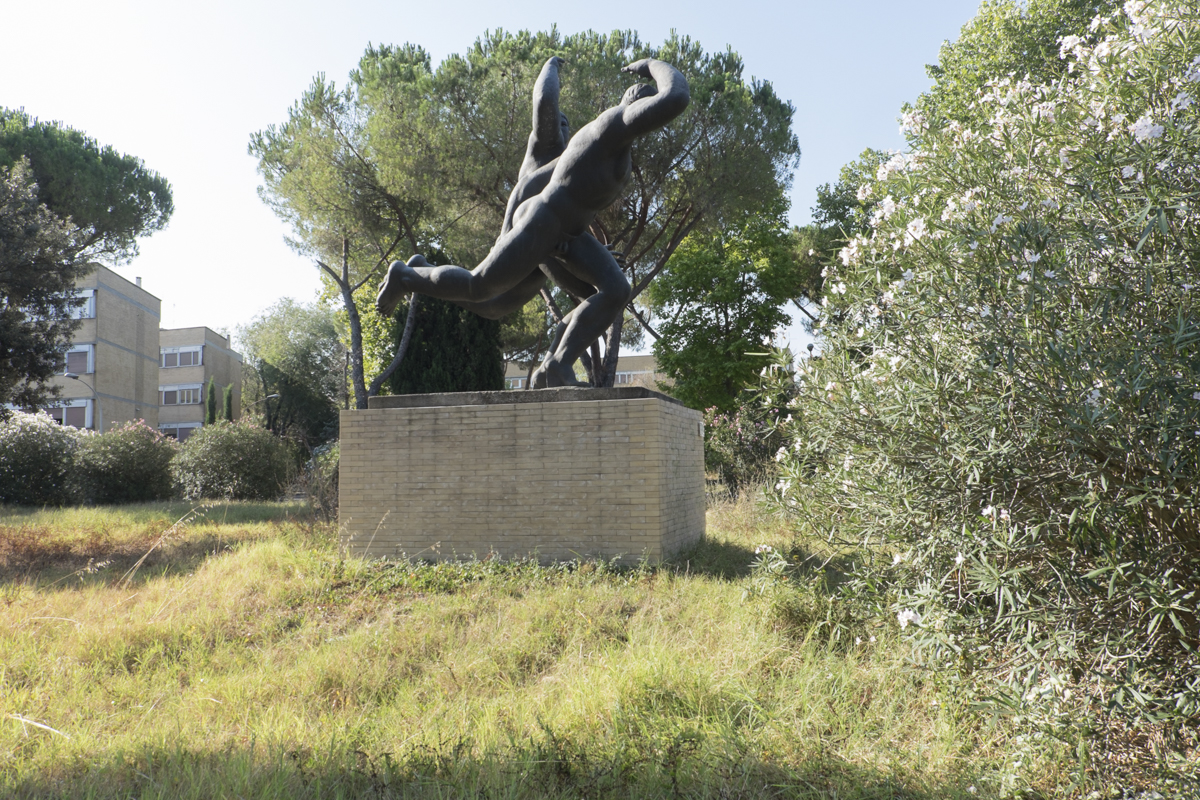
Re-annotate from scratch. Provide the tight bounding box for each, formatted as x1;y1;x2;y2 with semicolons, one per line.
366;386;685;410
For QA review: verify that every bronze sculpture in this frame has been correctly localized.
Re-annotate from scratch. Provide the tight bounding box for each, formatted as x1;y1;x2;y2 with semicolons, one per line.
376;56;690;387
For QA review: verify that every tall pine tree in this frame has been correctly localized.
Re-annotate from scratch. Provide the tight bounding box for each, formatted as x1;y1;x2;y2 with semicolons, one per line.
385;297;504;394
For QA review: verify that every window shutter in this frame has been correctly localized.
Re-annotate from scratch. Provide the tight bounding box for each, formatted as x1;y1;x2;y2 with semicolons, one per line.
66;351;89;374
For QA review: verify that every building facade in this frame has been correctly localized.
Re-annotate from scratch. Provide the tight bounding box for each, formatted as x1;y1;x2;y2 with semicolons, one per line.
46;265;161;431
158;327;242;441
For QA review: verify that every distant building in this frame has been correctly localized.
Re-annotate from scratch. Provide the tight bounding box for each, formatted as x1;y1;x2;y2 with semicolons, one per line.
37;266;241;439
45;265;161;431
158;327;243;442
504;353;665;390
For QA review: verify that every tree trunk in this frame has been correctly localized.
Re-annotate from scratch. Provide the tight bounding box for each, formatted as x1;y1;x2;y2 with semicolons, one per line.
343;287;369;410
369;295;420;396
588;340;604;386
335;238;369;410
600;316;623;388
524;325;544;389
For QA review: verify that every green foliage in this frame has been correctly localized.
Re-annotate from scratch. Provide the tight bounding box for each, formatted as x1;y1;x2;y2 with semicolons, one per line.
0;411;85;506
918;0;1120;126
75;420;177;504
0;160;88;413
812;148;889;236
237;299;342;451
501;293;553;374
170;422;292;501
0;108;172;263
222;383;234;422
769;1;1200;780
386;297;504;394
702;358;796;499
648;206;801;411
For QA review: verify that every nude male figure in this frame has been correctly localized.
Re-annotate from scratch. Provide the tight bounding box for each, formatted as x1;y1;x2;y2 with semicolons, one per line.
443;58;611;335
376;57;690;387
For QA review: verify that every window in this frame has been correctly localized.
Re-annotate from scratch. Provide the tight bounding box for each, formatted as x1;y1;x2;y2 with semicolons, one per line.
70;290;95;320
46;400;90;428
614;370;652;385
161;346;202;368
160;422;202;441
61;344;93;375
160;384;203;405
505;376;527;390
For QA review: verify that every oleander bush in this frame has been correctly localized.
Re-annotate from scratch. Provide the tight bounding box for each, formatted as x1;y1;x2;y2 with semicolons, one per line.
0;410;86;506
75;420;177;504
171;420;292;500
767;1;1200;785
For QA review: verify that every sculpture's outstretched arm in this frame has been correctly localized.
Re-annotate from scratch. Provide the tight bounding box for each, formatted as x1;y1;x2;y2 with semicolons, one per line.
524;56;567;172
618;59;690;139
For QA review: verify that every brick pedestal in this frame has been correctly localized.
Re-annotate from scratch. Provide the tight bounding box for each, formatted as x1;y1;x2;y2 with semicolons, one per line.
339;387;705;564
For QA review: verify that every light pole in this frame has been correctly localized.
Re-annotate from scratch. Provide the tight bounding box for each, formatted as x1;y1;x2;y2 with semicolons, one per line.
62;372;100;431
242;393;280;419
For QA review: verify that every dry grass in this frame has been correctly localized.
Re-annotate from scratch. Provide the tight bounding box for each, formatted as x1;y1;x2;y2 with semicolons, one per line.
0;493;1031;798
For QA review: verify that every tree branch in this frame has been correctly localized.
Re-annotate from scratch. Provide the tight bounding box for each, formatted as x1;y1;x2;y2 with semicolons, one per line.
369;295;420;395
629;305;661;341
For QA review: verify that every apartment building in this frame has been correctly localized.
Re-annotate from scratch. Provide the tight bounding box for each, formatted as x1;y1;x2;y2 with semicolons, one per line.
504;353;665;390
157;327;242;441
45;265;161;431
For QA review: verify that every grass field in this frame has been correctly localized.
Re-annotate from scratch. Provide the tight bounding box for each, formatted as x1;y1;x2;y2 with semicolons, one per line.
0;496;1051;798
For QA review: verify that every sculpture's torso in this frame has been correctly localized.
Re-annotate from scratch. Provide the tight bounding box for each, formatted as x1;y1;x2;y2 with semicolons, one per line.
518;106;632;237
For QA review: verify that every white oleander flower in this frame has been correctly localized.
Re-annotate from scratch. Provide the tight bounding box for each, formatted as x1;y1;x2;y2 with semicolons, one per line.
897;609;920;628
1130;115;1164;142
905;217;928;243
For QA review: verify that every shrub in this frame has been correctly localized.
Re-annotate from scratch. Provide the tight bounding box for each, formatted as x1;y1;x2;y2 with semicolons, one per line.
0;410;85;506
703;360;796;499
770;0;1200;780
171;421;292;500
75;420;177;504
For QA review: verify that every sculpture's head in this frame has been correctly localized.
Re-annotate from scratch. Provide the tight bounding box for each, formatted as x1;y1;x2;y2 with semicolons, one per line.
621;83;658;106
559;112;571;147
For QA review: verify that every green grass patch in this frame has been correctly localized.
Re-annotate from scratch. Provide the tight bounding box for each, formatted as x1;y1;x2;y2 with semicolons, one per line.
0;493;1037;798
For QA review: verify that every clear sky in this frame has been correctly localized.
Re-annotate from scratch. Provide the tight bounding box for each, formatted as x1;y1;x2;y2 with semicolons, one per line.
4;0;982;352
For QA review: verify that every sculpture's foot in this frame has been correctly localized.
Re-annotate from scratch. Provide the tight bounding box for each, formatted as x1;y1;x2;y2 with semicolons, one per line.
376;255;431;317
531;359;590;388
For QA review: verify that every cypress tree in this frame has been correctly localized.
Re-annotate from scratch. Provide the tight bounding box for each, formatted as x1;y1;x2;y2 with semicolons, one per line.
204;378;218;425
386;298;504;395
222;383;234;421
